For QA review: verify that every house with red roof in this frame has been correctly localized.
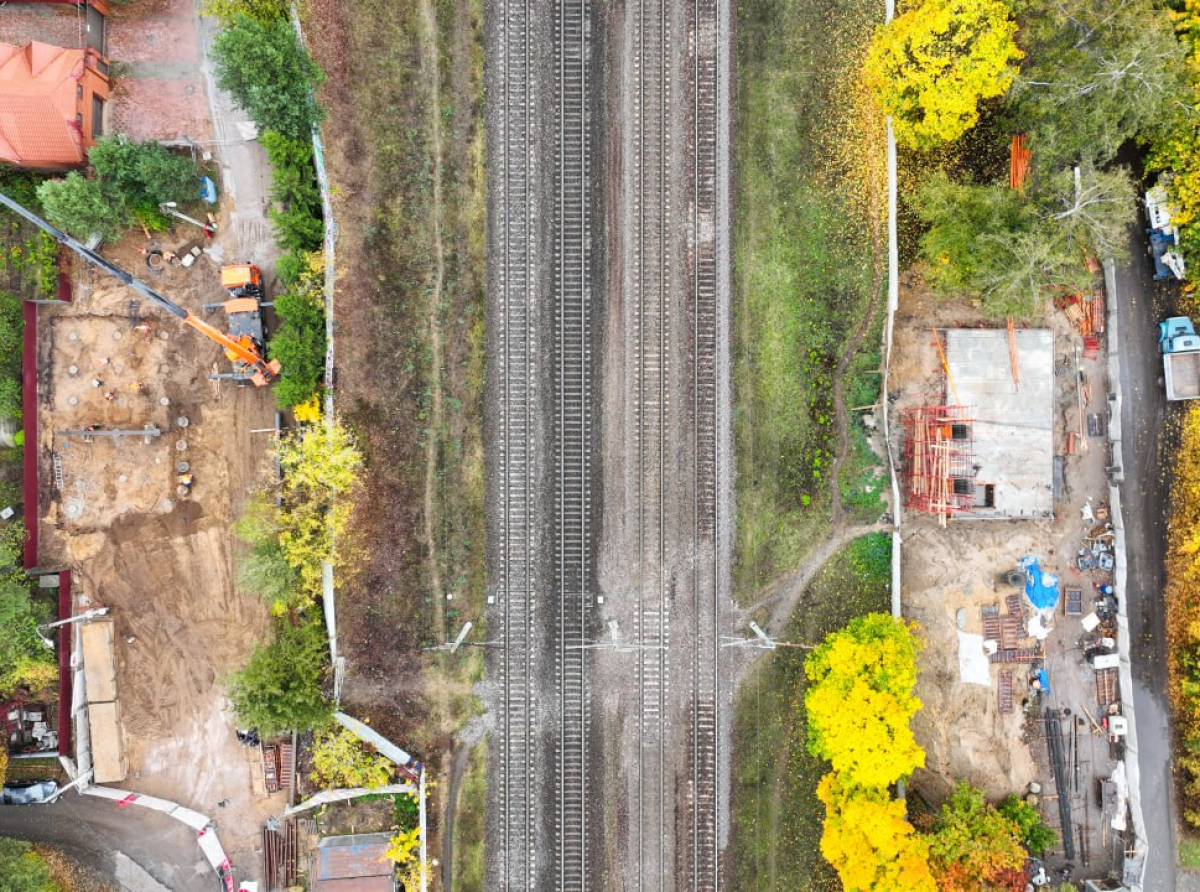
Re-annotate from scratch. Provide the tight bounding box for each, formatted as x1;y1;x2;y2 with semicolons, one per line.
0;39;110;170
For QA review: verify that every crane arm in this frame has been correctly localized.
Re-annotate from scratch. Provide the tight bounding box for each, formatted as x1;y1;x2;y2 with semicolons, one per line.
0;191;281;385
0;191;188;320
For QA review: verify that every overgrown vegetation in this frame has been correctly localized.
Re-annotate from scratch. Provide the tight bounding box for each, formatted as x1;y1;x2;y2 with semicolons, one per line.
310;725;393;788
868;0;1169;318
228;421;361;733
1146;0;1200;275
0;522;55;699
1166;405;1200;827
0;838;58;892
267;252;326;409
36;136;198;240
734;0;888;594
205;8;327;410
731;533;893;890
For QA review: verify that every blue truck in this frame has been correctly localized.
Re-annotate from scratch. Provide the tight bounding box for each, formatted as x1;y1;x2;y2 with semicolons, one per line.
1160;316;1200;401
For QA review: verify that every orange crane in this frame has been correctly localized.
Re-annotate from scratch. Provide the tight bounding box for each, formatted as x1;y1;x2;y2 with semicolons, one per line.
0;192;282;386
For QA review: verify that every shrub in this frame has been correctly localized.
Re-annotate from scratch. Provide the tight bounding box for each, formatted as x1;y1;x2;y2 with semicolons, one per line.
261;130;323;253
210;16;324;141
87;135;197;220
269;253;326;409
0;837;56;892
227;613;330;736
274;421;361;598
927;784;1027;892
202;0;289;23
996;794;1056;856
310;726;393;789
36;174;128;242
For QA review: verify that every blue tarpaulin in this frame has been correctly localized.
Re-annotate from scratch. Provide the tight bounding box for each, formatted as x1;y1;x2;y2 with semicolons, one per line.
1038;667;1051;695
1020;556;1059;611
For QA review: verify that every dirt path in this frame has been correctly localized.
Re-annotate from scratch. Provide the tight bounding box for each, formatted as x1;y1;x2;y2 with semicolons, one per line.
419;0;448;643
826;223;886;525
754;521;887;637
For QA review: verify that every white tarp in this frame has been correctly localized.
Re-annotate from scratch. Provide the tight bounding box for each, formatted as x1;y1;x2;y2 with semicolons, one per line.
957;631;991;686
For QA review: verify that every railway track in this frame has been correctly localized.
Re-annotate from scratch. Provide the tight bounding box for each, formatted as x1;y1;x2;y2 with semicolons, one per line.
631;0;671;886
496;0;539;884
553;0;592;884
686;0;721;887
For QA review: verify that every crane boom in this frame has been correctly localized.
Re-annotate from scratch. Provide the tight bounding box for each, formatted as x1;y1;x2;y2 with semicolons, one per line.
0;192;281;385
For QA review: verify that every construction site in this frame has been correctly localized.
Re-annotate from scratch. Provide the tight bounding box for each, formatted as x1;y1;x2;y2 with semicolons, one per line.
34;236;288;868
892;272;1138;884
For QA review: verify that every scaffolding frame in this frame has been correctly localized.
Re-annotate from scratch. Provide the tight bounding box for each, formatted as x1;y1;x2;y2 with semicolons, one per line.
902;405;977;523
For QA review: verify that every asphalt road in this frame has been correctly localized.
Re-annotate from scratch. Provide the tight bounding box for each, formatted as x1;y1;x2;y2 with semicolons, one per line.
0;795;215;892
1114;218;1180;892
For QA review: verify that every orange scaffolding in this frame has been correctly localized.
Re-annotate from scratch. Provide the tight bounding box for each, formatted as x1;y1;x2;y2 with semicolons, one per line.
902;405;977;524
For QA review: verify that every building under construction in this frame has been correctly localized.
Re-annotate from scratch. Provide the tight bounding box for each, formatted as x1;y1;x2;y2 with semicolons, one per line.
904;328;1055;522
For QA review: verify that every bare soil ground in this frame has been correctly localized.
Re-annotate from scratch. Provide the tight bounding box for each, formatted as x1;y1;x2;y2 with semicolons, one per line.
892;271;1124;876
37;248;283;866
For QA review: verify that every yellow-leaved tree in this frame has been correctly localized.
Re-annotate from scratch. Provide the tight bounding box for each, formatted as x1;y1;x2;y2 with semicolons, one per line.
817;775;937;892
863;0;1022;149
804;613;925;789
309;726;393;789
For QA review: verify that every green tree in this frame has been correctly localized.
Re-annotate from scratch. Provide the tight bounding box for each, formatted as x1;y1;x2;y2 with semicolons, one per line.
236;539;298;614
210;17;324;141
0;838;56;892
996;794;1056;856
201;0;289;23
864;0;1023;149
1011;0;1187;168
87;136;197;221
35;174;128;242
915;173;1032;294
227;613;330;736
928;784;1028;892
816;774;937;892
804;613;925;789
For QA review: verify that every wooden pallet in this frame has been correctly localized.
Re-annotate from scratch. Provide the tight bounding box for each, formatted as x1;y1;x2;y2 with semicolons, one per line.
278;741;294;792
999;669;1014;714
1006;593;1024;616
982;606;1002;641
999;615;1023;651
1096;667;1119;707
990;647;1041;664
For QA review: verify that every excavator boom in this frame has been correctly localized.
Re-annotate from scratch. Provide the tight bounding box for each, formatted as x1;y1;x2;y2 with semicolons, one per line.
0;192;280;385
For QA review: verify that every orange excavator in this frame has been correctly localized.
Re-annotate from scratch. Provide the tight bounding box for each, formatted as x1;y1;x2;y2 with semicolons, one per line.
0;192;282;386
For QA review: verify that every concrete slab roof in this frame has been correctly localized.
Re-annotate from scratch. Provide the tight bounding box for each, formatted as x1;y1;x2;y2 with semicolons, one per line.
945;328;1054;519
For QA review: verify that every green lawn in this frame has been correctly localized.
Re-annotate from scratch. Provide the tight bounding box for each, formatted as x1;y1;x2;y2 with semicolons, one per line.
733;0;886;596
731;532;892;891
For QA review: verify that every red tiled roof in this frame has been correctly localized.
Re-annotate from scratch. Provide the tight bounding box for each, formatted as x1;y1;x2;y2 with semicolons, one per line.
0;41;86;167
